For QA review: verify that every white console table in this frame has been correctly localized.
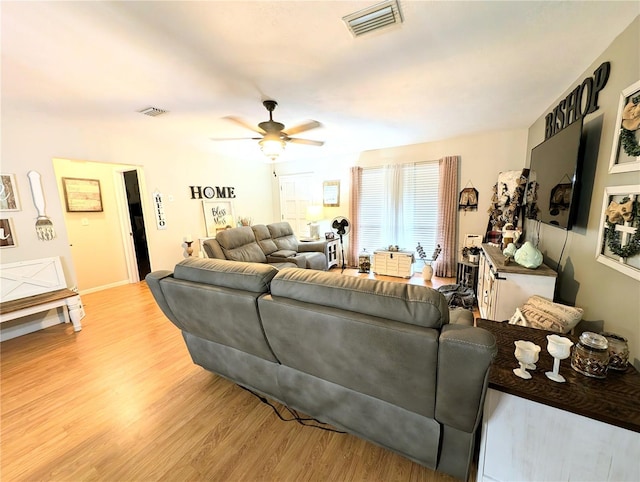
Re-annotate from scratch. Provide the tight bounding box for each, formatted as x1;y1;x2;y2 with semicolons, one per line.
476;320;640;482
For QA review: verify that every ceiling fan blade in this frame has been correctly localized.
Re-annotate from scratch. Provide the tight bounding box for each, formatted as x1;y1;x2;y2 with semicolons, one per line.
282;120;322;136
287;137;324;146
223;116;266;135
210;137;262;141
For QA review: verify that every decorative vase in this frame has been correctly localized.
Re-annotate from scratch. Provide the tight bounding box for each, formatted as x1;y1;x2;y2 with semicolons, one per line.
514;241;543;269
422;263;433;281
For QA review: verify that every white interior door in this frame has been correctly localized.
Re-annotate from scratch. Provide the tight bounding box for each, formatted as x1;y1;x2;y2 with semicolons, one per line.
279;174;314;237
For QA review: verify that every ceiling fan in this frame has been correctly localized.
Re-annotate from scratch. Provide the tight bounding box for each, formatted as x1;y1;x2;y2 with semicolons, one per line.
211;100;324;161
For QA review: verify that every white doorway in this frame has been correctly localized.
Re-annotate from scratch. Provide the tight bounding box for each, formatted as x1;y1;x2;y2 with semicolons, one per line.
53;159;150;293
278;173;319;237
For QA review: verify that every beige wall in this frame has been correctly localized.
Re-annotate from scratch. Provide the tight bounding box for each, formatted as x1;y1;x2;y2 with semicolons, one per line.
0;109;276;337
52;159;131;292
273;129;528;260
524;17;640;366
3;17;637;363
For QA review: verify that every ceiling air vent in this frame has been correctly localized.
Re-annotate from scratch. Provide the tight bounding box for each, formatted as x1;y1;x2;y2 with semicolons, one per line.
138;106;168;117
343;0;403;38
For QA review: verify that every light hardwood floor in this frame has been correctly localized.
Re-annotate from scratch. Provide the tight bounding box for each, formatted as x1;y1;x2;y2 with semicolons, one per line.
1;269;472;482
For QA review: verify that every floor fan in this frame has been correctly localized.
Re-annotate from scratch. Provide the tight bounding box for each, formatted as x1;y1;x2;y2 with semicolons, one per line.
331;216;350;272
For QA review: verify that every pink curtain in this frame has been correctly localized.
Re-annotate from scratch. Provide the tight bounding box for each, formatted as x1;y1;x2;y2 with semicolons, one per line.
435;156;459;277
348;166;362;267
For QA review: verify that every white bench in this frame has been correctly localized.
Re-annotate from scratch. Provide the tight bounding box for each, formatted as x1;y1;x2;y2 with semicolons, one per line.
0;257;84;337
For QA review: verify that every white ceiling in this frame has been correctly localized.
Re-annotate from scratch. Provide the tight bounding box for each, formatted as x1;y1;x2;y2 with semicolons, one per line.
2;1;638;163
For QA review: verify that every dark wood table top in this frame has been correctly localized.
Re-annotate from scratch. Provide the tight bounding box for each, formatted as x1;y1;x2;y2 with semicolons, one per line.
476;318;640;433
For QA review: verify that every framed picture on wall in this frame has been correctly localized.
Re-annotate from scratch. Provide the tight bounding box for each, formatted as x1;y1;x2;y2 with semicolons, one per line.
323;180;340;207
609;80;640;174
202;200;235;237
62;177;103;212
595;184;640;281
0;218;17;248
0;173;21;211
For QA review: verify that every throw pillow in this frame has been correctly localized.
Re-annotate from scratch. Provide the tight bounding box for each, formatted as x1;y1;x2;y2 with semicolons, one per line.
509;295;583;333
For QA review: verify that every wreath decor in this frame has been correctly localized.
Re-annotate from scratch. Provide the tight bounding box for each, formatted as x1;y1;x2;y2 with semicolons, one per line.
620;128;640;157
605;197;640;258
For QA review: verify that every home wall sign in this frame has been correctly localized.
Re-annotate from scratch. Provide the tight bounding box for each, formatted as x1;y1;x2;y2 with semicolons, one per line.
189;186;236;200
153;190;167;230
544;61;610;139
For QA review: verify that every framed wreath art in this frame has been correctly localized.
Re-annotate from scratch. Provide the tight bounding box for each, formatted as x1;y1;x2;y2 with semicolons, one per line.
609;80;640;173
596;185;640;281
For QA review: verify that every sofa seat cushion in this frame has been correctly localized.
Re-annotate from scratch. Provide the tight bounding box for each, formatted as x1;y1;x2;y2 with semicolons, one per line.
270;268;450;329
215;226;267;263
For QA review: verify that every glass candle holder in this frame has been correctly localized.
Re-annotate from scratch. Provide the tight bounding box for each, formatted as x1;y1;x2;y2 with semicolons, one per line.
601;332;629;371
571;332;609;379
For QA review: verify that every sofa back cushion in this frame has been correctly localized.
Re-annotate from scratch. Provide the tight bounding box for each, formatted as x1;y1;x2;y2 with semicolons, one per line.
270;268;450;328
174;257;277;292
251;224;279;255
259;268;444;416
267;222;299;251
215;226;267;263
202;238;226;259
148;258;279;362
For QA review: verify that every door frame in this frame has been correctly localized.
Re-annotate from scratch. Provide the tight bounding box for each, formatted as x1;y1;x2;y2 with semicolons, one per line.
113;166;152;283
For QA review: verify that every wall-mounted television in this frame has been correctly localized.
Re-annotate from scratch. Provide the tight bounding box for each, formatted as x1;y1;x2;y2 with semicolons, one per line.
525;119;584;230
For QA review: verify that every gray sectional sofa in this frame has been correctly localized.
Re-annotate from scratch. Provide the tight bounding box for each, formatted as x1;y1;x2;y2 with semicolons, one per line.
202;222;327;270
146;257;497;481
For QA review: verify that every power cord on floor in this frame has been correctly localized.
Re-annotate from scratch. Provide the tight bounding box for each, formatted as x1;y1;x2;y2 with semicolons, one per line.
238;385;346;434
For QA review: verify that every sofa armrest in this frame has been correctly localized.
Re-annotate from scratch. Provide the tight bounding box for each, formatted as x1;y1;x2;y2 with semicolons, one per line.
449;307;474;326
297;240;327;253
435;324;497;433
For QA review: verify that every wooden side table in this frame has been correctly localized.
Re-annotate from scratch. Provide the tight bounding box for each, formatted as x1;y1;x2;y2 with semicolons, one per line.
475;319;640;482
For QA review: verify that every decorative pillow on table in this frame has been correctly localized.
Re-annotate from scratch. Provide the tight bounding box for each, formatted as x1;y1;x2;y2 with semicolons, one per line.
508;295;583;334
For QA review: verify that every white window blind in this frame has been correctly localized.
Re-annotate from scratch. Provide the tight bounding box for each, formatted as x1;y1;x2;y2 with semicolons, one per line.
357;161;439;257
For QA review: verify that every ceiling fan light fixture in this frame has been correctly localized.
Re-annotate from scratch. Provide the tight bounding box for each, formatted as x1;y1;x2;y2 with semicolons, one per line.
259;137;285;161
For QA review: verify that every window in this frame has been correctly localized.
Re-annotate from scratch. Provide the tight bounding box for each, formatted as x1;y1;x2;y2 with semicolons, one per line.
357;162;439;256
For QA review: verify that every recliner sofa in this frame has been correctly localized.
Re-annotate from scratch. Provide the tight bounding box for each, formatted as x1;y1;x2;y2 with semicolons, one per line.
203;222;328;270
146;257;497;480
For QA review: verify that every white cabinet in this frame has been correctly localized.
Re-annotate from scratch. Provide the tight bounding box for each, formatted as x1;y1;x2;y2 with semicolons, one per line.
373;250;413;278
325;238;339;270
477;244;557;321
477;389;640;482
